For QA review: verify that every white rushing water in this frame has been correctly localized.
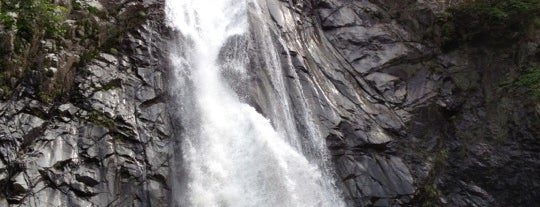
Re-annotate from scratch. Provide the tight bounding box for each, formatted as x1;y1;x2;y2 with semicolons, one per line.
166;0;346;206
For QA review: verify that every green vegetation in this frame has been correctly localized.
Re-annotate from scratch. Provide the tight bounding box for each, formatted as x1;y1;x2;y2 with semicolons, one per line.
0;0;146;102
421;183;444;207
0;0;68;39
501;63;540;102
415;149;449;207
513;64;540;100
88;110;115;129
441;0;540;48
0;0;68;99
38;91;54;104
440;0;540;109
0;73;11;98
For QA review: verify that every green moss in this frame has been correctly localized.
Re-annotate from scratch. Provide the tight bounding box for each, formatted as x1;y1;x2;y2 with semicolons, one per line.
137;11;147;18
0;73;6;84
451;71;479;91
0;73;14;99
534;17;540;28
87;6;99;14
109;48;118;55
514;66;540;98
0;11;16;30
78;48;99;66
0;85;12;99
415;149;449;207
100;34;123;55
88;110;115;129
38;91;53;104
86;5;107;19
501;63;540;102
434;149;449;169
71;0;82;10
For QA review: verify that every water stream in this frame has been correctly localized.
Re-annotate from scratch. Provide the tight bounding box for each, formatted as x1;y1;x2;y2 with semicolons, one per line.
166;0;346;206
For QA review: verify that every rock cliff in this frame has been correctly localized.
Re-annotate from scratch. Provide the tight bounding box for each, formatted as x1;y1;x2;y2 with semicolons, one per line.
0;0;538;206
1;0;171;206
305;0;540;206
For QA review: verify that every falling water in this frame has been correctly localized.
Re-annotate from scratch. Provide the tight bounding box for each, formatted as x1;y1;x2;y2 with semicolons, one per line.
166;0;345;206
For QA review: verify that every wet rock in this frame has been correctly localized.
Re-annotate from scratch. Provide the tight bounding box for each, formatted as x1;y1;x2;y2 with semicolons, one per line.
136;85;157;101
0;0;172;205
256;0;539;206
365;72;400;91
9;173;29;202
75;169;100;187
35;129;78;168
251;0;413;204
0;161;7;181
58;103;79;117
321;6;358;28
1;0;538;206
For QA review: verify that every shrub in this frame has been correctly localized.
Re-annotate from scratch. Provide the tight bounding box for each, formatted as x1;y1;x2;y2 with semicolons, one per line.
0;0;68;39
0;0;68;99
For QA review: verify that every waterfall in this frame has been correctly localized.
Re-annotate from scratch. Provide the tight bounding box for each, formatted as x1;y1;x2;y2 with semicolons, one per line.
166;0;346;206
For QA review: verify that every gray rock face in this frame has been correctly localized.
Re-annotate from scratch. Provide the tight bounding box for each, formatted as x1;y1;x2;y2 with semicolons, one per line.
247;0;540;206
1;0;538;206
0;0;171;206
308;0;539;206
247;0;413;206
